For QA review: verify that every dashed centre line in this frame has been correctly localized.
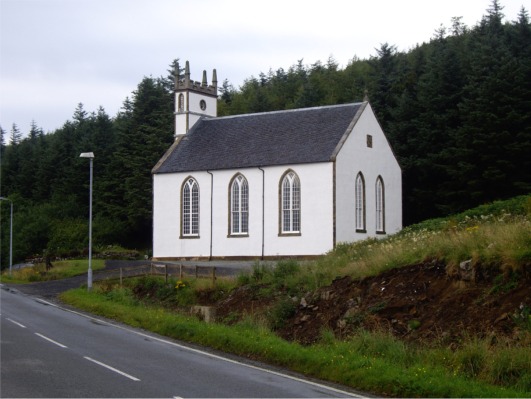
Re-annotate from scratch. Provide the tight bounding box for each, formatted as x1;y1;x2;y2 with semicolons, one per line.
7;318;26;328
84;356;141;381
34;333;68;348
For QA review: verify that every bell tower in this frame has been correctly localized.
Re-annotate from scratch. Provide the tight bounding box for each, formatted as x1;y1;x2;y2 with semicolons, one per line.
174;61;217;136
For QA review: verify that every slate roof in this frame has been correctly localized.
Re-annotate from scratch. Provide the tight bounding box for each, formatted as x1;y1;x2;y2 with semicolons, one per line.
153;102;364;174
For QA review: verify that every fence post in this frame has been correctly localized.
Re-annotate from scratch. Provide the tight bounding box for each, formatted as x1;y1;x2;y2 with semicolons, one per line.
195;265;198;279
165;264;168;283
179;264;183;280
212;267;216;286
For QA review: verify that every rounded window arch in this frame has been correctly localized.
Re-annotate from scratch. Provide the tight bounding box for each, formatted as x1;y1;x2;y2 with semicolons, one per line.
280;170;301;234
181;177;199;236
229;173;249;235
355;172;366;232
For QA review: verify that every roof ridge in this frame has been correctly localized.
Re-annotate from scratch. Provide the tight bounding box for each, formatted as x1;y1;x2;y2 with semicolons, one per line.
204;102;363;122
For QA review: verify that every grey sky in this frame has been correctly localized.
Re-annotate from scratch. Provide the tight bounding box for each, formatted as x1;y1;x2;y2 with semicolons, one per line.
0;0;525;136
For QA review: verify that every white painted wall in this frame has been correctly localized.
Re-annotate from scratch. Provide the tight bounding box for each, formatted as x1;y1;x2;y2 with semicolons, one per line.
262;163;334;257
335;103;402;244
153;162;334;259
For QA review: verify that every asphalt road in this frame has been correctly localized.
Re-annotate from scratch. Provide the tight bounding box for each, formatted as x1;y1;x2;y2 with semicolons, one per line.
1;285;363;398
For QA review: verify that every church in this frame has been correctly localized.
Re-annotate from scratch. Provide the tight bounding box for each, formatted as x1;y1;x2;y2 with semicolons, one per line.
152;62;402;260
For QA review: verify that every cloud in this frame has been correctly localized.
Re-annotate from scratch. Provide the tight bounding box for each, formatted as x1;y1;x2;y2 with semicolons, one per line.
0;0;525;133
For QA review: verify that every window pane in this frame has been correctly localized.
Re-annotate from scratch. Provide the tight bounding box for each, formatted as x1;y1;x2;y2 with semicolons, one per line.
355;174;364;230
233;181;240;210
241;180;248;212
281;172;300;233
191;182;199;234
183;184;190;235
283;209;290;231
230;175;249;234
292;209;300;232
376;178;384;232
292;178;300;211
183;179;199;236
241;210;248;233
232;212;240;234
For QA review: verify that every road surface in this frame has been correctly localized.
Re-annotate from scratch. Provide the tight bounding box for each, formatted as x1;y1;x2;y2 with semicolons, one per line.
1;285;363;398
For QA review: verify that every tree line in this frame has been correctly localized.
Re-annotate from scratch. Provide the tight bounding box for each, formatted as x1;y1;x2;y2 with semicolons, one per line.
1;1;529;267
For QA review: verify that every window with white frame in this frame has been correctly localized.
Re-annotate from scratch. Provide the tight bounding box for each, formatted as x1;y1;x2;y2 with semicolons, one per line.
182;177;199;236
281;171;301;234
376;176;385;233
355;172;366;232
230;174;249;235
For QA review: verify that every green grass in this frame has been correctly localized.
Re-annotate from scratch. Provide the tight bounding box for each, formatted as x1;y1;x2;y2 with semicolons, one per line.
308;194;531;289
57;195;531;396
0;259;105;283
60;287;529;397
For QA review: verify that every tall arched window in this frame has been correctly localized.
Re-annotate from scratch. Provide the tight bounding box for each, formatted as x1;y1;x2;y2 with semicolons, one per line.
178;94;184;113
280;171;301;234
355;172;366;232
182;177;199;236
230;174;249;235
376;176;385;233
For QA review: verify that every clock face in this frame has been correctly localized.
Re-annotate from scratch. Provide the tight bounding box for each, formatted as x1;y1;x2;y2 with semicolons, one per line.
200;100;207;110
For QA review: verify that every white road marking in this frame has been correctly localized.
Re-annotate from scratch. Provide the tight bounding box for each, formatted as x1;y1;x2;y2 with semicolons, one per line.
7;318;26;328
34;298;362;397
35;333;68;348
84;356;140;381
36;299;56;307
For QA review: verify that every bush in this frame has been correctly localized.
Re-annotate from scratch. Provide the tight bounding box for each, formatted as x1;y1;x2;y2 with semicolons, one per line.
267;298;297;330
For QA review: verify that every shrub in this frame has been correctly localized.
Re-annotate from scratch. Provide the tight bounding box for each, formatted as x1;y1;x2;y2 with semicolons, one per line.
267;298;297;330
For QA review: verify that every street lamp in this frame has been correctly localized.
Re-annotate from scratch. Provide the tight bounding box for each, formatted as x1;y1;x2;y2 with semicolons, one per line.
80;152;94;291
0;197;13;276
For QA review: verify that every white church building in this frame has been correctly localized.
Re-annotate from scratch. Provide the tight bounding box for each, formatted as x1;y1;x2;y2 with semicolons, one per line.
152;62;402;260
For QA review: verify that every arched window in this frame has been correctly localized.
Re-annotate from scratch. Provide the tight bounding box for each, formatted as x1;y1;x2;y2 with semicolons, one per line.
280;171;301;234
182;177;199;236
355;172;366;232
376;176;385;233
230;174;249;235
178;94;184;113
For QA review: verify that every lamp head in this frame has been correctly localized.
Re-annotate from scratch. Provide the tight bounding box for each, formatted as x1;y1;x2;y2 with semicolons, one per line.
79;152;95;159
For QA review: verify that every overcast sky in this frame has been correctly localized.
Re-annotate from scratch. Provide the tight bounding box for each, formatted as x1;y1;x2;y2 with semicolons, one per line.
0;0;525;135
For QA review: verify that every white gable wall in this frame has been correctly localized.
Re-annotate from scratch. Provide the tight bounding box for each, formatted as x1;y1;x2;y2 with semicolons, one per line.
153;162;333;259
335;104;402;243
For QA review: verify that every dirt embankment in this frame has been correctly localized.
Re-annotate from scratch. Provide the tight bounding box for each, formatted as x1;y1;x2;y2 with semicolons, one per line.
217;260;530;346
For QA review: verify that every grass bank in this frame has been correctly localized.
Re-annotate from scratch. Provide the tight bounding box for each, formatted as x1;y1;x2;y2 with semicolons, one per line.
61;286;527;397
0;259;105;284
59;195;531;397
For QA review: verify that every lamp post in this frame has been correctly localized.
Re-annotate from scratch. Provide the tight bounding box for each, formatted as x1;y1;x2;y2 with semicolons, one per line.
80;152;94;291
0;197;13;276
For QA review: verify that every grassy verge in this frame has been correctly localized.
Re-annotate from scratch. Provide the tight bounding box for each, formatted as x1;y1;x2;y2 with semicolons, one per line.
57;196;531;396
289;195;531;293
61;286;529;397
0;259;105;283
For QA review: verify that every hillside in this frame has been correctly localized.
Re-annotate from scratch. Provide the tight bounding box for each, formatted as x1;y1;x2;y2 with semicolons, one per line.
214;195;530;347
217;260;529;347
